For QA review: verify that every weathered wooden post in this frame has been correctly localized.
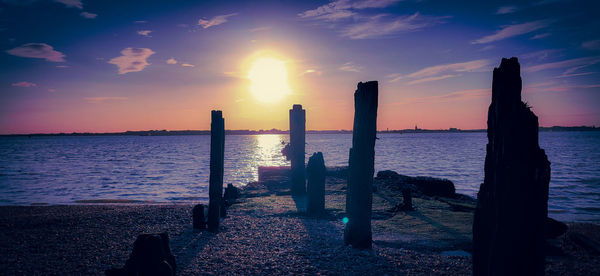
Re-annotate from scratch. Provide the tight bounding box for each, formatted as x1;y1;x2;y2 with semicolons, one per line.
344;81;378;249
207;110;225;233
473;57;550;275
307;152;326;216
289;104;306;195
192;204;206;230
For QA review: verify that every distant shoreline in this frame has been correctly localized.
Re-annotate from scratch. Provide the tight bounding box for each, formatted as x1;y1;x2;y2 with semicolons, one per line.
0;126;598;137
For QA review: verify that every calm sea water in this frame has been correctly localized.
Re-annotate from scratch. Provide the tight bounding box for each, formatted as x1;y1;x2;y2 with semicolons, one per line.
0;132;598;222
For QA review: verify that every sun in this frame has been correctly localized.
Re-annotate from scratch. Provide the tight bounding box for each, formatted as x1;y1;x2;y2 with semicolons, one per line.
247;56;292;103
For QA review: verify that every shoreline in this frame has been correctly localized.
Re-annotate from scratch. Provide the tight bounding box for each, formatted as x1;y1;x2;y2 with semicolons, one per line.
2;168;598;274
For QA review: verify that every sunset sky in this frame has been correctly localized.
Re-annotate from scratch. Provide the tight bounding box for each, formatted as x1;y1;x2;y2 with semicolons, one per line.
1;0;599;134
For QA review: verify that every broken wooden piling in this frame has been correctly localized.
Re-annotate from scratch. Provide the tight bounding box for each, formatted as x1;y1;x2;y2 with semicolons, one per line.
207;110;225;233
473;57;550;275
344;81;378;249
289;104;306;195
307;152;326;216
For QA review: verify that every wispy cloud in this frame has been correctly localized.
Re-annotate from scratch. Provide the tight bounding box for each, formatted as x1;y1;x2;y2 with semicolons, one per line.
85;97;128;103
496;6;518;14
166;58;177;64
299;0;402;20
12;81;37;87
55;0;82;9
582;40;600;50
340;13;446;39
399;88;491;104
137;30;152;37
299;1;445;39
520;49;563;61
530;33;551;39
80;11;97;19
181;63;195;67
108;48;155;74
198;13;238;29
523;56;600;73
472;20;552;44
339;62;362;72
406;74;459;85
389;59;490;84
6;43;66;62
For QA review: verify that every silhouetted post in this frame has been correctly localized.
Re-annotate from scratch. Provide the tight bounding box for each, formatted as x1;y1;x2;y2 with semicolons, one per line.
289;104;306;195
401;189;414;211
344;81;378;249
307;152;326;216
473;58;550;275
207;110;225;233
192;204;206;230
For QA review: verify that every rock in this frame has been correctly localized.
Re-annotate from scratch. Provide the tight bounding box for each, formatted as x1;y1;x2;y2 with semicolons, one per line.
192;204;206;230
375;170;455;198
106;233;176;276
472;57;551;275
545;217;568;239
307;152;326;216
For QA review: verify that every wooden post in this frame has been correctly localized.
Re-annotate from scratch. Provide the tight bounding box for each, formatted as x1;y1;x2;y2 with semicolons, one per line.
473;58;550;275
307;152;326;216
207;110;225;232
344;81;378;249
192;204;206;230
289;104;306;195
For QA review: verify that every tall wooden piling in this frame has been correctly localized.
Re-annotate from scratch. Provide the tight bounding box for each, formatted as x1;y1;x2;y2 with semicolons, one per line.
344;81;378;249
289;104;306;195
473;58;550;275
207;110;225;232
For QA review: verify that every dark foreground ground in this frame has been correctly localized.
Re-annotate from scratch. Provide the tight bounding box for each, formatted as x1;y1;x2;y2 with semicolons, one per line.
1;170;599;275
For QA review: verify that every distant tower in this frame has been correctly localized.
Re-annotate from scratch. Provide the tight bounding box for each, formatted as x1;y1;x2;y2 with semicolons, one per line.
415;125;418;130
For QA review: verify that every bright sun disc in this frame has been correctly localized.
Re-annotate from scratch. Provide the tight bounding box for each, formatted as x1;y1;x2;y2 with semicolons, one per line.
247;57;291;103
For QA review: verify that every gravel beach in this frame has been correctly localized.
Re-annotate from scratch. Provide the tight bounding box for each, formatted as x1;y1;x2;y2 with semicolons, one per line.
1;170;599;275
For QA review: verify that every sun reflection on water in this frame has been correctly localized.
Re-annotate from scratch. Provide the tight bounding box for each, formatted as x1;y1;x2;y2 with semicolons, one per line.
254;134;288;167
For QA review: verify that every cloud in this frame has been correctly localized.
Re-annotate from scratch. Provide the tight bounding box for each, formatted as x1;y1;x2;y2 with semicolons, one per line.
389;59;490;84
496;6;518;14
6;43;66;62
108;48;155;74
523;56;600;73
531;33;551;40
12;81;37;87
85;97;128;103
137;30;152;37
56;65;69;68
80;12;97;19
299;0;444;39
519;49;562;61
339;62;362;72
340;13;446;39
135;20;147;24
198;13;238;29
48;88;56;92
181;63;195;67
471;20;552;44
406;74;459;85
166;58;177;64
299;0;402;20
55;0;82;9
400;88;491;104
582;40;600;50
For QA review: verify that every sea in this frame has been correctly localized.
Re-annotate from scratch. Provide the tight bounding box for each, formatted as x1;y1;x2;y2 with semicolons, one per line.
0;132;599;222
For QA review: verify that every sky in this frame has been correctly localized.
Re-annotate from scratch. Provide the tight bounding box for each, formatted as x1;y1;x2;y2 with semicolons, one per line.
0;0;599;134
